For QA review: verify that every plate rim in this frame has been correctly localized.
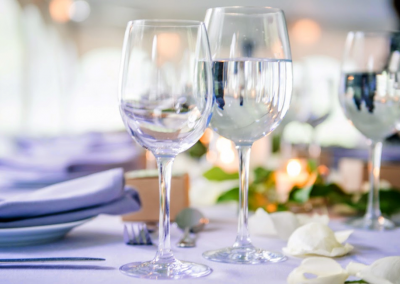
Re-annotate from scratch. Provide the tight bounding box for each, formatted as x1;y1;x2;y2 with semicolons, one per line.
0;217;95;233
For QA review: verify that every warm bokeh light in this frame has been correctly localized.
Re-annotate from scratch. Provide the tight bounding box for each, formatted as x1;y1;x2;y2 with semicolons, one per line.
145;150;156;169
206;150;217;163
216;137;232;152
49;0;72;23
286;159;302;177
220;148;235;164
199;128;213;145
291;18;321;46
157;33;181;60
216;137;235;164
318;164;330;176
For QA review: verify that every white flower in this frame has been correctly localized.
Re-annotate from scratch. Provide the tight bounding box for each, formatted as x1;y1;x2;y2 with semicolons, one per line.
248;207;277;236
287;257;348;284
288;256;400;284
283;222;353;257
347;256;400;284
248;208;329;240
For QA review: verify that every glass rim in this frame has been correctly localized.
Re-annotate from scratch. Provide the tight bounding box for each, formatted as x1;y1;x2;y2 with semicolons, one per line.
127;19;204;28
206;6;283;15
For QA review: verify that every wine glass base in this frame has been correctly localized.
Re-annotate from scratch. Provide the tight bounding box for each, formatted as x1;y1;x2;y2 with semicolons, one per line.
202;246;287;264
348;216;395;231
119;259;212;280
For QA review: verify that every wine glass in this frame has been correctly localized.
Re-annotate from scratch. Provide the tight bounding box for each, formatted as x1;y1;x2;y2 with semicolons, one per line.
291;57;337;158
118;20;214;279
339;31;400;230
203;7;292;264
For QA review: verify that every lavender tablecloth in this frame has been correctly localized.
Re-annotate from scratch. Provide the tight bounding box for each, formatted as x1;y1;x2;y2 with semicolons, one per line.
1;204;399;284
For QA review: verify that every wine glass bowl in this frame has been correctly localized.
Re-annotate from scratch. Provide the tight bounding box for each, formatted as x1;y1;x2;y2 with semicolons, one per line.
211;59;292;144
339;31;400;230
118;20;213;279
282;56;338;159
203;6;292;264
120;20;213;157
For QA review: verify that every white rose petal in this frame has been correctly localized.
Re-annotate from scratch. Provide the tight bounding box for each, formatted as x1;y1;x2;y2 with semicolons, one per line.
283;222;353;257
248;208;329;240
287;257;349;284
248;208;277;236
347;256;400;284
334;230;353;244
297;213;330;226
271;211;300;240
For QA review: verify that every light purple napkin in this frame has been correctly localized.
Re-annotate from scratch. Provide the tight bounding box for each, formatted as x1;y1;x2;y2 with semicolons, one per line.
0;132;142;187
0;168;141;228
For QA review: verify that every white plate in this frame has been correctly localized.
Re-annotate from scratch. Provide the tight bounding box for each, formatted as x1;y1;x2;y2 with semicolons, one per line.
0;218;93;247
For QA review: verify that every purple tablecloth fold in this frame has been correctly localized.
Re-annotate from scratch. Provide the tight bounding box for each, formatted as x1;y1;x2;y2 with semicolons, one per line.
0;168;141;228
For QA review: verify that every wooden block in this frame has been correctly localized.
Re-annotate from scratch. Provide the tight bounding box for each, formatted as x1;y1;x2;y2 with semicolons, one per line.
122;170;190;222
363;163;400;190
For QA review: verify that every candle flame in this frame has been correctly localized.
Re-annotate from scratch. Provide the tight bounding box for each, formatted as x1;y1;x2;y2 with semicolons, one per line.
287;159;302;177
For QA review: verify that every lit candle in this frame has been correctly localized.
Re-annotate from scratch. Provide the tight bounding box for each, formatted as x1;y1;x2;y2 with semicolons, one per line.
275;159;310;202
207;136;238;173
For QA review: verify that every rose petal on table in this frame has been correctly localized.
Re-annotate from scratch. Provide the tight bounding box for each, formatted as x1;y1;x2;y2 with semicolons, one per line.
283;222;353;257
296;213;329;226
287;257;349;284
347;256;400;284
346;262;368;275
271;211;300;240
249;209;331;240
334;230;353;244
248;208;277;236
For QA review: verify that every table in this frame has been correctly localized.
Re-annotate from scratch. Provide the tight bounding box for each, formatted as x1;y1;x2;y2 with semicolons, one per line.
1;204;400;283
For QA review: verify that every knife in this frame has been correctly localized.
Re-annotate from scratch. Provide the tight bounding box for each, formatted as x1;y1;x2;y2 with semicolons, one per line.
0;257;105;262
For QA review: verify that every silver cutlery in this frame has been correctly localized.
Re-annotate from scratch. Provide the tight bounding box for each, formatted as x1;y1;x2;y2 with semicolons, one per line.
0;257;105;263
175;208;208;248
123;223;153;245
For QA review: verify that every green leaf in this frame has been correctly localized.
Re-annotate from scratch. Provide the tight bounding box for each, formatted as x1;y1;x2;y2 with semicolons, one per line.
344;280;367;283
352;189;400;216
203;167;239;181
276;203;289;211
216;187;239;203
272;135;281;153
187;141;207;159
307;159;318;172
253;167;273;184
289;184;313;203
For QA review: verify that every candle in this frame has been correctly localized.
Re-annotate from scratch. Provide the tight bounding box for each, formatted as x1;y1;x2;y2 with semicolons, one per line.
206;135;238;173
275;159;311;202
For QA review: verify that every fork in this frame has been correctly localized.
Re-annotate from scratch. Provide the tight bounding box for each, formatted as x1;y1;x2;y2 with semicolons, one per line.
123;223;153;245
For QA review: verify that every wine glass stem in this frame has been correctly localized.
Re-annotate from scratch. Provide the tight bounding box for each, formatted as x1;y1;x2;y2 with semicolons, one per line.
308;127;321;160
234;144;253;248
365;141;382;221
155;155;175;262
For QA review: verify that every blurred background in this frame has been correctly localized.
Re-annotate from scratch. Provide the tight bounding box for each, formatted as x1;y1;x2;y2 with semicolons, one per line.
0;0;397;142
2;0;400;208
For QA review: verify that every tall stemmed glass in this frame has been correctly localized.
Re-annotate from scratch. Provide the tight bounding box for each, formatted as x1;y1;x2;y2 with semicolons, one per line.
203;7;292;264
118;20;214;279
339;31;400;230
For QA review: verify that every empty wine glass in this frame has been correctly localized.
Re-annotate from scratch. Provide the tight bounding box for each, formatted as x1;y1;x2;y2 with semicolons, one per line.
118;20;214;279
291;57;337;158
203;7;292;264
339;31;400;230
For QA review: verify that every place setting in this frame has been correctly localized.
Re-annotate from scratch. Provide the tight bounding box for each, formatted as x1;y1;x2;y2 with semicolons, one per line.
1;1;400;283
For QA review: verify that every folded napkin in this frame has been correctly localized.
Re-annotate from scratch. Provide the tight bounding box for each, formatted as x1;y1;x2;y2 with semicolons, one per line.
0;168;141;228
0;132;142;187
